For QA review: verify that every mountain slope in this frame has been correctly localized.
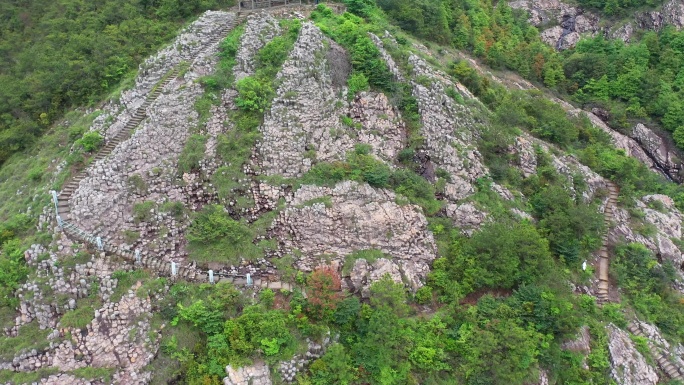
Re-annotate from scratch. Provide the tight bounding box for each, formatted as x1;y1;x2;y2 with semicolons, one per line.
0;2;683;385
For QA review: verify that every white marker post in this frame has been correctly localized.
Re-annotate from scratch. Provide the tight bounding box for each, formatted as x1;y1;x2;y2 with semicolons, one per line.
209;270;214;284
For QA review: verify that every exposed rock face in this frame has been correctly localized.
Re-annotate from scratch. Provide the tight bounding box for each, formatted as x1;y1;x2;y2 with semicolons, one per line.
68;12;238;261
102;11;237;140
580;113;659;173
280;181;437;291
637;0;684;31
369;32;404;81
561;326;591;354
511;0;684;48
632;123;683;182
224;361;272;385
347;91;406;162
257;22;352;178
513;134;608;201
445;203;488;235
509;0;600;49
409;54;487;201
607;324;659;385
610;180;684;271
234;14;282;81
2;281;157;384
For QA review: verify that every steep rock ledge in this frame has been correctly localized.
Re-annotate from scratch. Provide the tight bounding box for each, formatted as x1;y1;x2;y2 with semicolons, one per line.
277;180;438;293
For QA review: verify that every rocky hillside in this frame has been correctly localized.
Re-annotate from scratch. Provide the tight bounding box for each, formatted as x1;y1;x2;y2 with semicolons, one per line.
0;1;684;385
511;0;684;49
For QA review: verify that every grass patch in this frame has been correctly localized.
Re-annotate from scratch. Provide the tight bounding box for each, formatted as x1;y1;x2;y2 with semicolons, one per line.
297;196;333;209
60;296;102;329
0;321;51;360
133;201;156;223
0;368;58;383
70;367;115;381
111;270;150;303
177;134;207;175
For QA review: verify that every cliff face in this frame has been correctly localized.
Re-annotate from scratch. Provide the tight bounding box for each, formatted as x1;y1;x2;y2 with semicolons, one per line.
3;5;684;385
510;0;684;49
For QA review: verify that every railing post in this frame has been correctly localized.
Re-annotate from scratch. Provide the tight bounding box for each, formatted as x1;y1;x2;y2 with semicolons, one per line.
50;191;63;228
209;270;214;284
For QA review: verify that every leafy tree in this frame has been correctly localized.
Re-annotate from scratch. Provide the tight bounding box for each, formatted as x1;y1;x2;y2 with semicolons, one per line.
306;266;343;321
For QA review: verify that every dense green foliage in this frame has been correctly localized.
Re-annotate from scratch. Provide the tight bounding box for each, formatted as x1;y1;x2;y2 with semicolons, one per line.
0;0;236;166
575;0;665;16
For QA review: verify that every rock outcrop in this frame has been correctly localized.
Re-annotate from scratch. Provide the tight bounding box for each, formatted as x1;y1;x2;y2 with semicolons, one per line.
224;361;272;385
509;0;600;49
607;324;659;385
632;123;683;181
511;0;684;48
279;181;438;292
408;54;488;201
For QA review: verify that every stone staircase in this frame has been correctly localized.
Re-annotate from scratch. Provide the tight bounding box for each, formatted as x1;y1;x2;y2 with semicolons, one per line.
57;66;182;221
628;322;684;382
597;181;619;304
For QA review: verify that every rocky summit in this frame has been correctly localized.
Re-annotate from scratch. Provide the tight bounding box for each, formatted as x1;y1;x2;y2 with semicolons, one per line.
1;1;684;384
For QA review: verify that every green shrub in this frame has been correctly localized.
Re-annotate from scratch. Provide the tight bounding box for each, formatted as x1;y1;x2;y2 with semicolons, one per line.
160;201;185;219
177;134;207;175
123;230;140;244
414;286;433;304
187;205;251;245
235;77;273;113
132;201;156;223
347;72;369;99
342;249;387;275
75;131;103;153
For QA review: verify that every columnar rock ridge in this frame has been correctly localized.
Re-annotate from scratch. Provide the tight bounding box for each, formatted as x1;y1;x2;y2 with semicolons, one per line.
256;21;353;178
408;53;488;201
61;12;240;266
234;13;282;81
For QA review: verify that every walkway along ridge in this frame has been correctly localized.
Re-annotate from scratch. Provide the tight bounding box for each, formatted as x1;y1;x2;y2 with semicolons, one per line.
596;181;619;304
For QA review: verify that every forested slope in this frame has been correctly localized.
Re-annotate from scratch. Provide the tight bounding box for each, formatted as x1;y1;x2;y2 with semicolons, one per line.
0;0;235;165
378;0;684;168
